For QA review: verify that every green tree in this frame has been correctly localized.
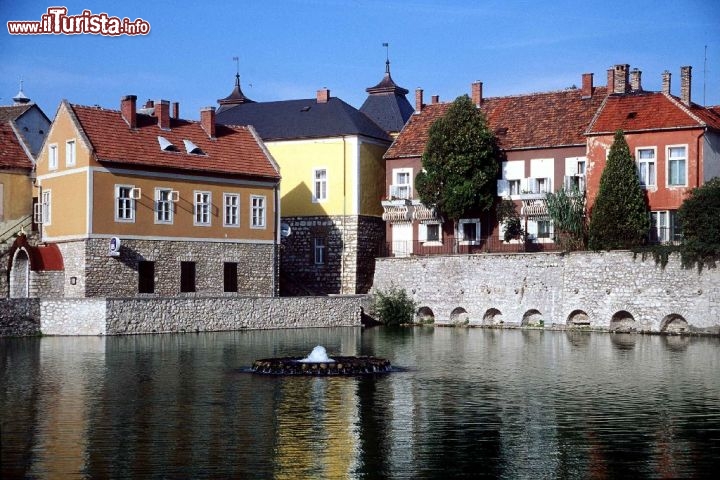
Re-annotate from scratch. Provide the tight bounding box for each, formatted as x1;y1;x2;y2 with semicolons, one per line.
588;130;649;250
546;186;586;250
415;95;502;234
678;177;720;267
496;199;525;242
374;286;417;326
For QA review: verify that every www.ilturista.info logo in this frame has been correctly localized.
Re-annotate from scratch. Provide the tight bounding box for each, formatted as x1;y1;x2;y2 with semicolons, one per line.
7;7;150;36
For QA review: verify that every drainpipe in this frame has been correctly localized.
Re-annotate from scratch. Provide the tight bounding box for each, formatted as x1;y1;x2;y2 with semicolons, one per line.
341;135;347;294
273;181;280;297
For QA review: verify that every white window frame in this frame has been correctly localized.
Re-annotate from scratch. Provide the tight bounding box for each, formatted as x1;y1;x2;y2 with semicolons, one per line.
115;185;135;222
37;190;51;225
458;218;480;245
224;193;240;227
65;139;76;167
312;168;328;203
636;147;656;188
419;222;442;244
194;191;212;226
314;237;326;265
667;145;687;187
48;144;58;170
155;188;174;224
251;195;266;229
390;168;413;200
650;211;670;243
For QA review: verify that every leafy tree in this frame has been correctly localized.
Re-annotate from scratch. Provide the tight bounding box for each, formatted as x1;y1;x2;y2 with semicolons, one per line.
496;199;525;242
677;177;720;268
546;187;586;250
588;130;649;250
415;95;502;231
374;286;417;326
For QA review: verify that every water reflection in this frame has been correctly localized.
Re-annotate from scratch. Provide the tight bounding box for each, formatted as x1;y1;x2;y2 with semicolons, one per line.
2;329;720;479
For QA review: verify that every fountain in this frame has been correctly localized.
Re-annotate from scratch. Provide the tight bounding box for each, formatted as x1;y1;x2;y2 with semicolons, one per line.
252;345;392;376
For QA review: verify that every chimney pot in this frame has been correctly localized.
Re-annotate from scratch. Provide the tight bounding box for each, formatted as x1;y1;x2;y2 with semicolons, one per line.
415;88;424;113
316;88;330;104
581;73;594;98
121;95;137;129
630;68;642;92
201;106;216;138
607;68;615;94
662;70;672;95
171;101;179;119
613;64;630;94
156;100;170;130
472;81;483;106
431;95;439;104
680;66;692;105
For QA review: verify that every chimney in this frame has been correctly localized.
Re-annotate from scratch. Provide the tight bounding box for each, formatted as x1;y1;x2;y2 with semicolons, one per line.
156;100;170;130
662;70;672;95
613;64;630;94
581;73;594;98
145;99;154;109
607;68;615;94
121;95;137;129
471;81;483;106
680;66;692;105
200;106;216;138
415;88;424;113
431;95;439;104
630;68;642;91
171;101;179;119
316;88;330;104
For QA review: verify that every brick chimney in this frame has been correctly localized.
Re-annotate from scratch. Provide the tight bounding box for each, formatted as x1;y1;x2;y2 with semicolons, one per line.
415;88;424;113
613;64;630;94
607;68;615;94
145;99;154;109
581;73;593;98
171;101;179;119
316;88;330;104
121;95;137;128
200;106;216;138
630;68;642;91
471;81;483;106
680;66;692;105
156;100;170;130
662;70;672;95
431;95;439;104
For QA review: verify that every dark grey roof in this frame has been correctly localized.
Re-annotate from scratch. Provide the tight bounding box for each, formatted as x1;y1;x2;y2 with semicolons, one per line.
360;92;414;134
215;97;392;142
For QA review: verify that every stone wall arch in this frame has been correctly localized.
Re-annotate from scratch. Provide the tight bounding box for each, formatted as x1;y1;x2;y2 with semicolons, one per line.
416;306;435;324
10;248;30;298
660;314;688;334
610;310;636;332
450;307;469;325
521;309;543;327
483;308;502;325
567;309;590;328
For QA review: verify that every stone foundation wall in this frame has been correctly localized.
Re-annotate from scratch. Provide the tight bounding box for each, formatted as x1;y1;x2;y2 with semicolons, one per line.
0;298;40;336
373;251;720;333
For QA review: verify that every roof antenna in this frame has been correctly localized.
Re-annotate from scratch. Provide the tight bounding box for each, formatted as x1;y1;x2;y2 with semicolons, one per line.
703;45;707;106
233;56;240;87
383;42;390;74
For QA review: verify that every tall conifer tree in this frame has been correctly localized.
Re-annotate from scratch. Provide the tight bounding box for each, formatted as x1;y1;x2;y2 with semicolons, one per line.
588;130;649;249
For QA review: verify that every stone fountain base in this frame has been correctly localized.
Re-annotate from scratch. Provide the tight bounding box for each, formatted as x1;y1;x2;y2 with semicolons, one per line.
251;356;392;376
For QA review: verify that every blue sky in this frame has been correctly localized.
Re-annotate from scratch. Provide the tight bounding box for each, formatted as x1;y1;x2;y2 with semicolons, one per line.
2;0;719;120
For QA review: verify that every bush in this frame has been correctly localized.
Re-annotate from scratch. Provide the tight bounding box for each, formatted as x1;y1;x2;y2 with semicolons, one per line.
374;286;417;326
678;176;720;269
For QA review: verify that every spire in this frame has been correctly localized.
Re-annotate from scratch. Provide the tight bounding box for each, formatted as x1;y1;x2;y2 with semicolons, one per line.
13;79;31;105
217;57;254;109
365;43;409;95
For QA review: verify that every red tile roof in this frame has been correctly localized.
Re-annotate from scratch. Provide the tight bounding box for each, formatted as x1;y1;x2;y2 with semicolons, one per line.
587;92;720;134
385;87;608;159
0;121;33;170
70;103;280;180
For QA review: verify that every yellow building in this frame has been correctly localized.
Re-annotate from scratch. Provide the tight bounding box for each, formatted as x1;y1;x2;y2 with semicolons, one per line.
9;95;280;298
215;68;411;295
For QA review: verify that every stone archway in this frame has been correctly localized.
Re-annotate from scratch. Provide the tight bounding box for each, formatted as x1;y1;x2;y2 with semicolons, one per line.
567;309;590;328
521;309;543;327
416;306;435;324
9;248;30;298
450;307;469;325
483;308;503;325
610;310;636;333
660;314;688;334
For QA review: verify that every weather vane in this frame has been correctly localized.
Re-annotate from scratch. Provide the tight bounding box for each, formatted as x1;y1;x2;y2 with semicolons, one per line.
232;56;239;76
383;42;389;63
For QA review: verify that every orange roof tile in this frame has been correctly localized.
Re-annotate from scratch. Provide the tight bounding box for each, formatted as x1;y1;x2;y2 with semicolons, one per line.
70;103;280;180
0;121;33;170
385;87;607;159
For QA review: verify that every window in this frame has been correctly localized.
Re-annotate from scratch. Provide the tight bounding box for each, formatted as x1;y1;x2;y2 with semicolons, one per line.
224;193;240;227
667;146;687;186
390;168;412;199
637;148;656;187
155;188;173;224
576;159;586;176
537;220;553;239
251;195;266;228
509;179;521;196
48;144;58;170
180;261;196;293
459;219;480;244
224;262;238;292
419;222;442;244
115;185;135;222
65;140;76;167
313;169;327;202
36;190;51;225
138;261;155;294
314;237;326;265
536;178;550;193
194;191;211;226
650;210;681;244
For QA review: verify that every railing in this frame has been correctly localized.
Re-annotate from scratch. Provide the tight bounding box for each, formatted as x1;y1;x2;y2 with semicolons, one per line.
377;237;564;257
0;214;33;245
647;227;683;246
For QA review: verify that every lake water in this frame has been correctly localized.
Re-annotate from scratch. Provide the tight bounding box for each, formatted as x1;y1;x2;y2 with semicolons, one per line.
2;327;719;479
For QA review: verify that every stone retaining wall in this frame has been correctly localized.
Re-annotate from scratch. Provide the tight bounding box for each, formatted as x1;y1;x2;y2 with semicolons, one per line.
0;298;41;336
372;251;720;334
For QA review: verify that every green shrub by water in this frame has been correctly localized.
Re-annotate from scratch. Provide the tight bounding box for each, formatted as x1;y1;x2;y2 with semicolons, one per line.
374;286;417;326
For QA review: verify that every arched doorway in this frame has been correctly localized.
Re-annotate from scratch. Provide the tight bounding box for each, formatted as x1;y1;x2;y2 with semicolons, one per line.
660;314;688;334
610;310;636;333
10;248;30;298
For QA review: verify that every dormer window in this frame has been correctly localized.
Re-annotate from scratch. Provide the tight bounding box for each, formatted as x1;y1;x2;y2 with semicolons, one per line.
157;136;177;151
183;139;204;155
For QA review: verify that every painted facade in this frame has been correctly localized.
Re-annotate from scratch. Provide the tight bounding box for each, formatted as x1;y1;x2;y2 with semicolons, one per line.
13;95;280;298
